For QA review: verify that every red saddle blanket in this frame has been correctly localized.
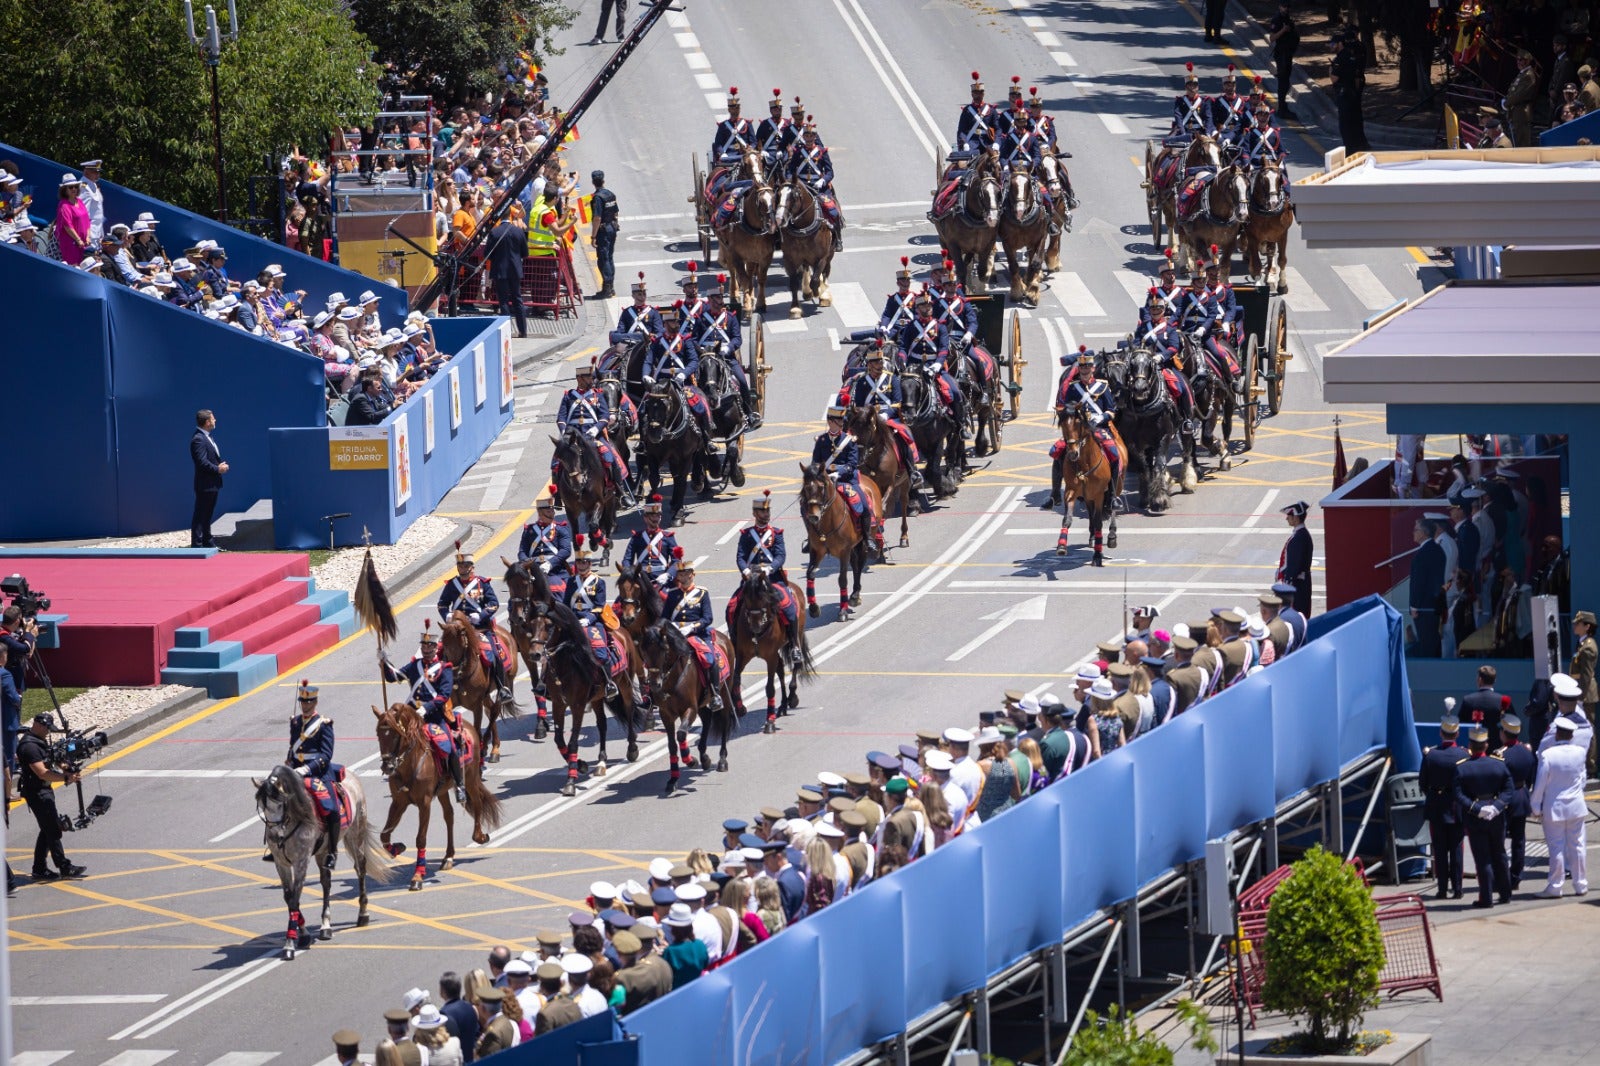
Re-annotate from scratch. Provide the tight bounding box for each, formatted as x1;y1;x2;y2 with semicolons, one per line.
424;720;477;768
606;630;631;678
687;635;732;688
1177;172;1213;219
479;631;510;673
836;483;879;523
967;345;997;385
304;776;354;829
1152;153;1181;191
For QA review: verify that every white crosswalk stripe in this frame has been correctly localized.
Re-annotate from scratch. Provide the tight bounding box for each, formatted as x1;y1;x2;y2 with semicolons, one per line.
828;281;878;329
1331;263;1397;311
201;1056;278;1066
1052;272;1106;318
1280;268;1329;312
101;1054;179;1066
11;1053;73;1066
1113;269;1153;309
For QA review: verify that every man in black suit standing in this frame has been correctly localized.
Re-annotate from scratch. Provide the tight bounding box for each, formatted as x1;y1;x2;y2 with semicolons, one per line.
486;206;530;338
1459;664;1508;744
190;408;227;548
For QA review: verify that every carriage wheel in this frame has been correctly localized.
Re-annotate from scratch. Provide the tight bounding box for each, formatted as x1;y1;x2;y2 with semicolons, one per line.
747;313;768;418
1267;302;1289;416
1144;142;1163;251
691;153;713;265
1006;310;1025;420
1241;334;1260;452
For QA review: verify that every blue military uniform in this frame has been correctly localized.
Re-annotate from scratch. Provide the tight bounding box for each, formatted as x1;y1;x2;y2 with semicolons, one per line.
931;288;979;347
382;638;467;802
1236;121;1285;169
879;286;917;334
1495;723;1537;887
737;520;789;581
1207;91;1249;144
1409;535;1446;657
1454;741;1515;906
665;581;714;639
643;328;700;382
1171;88;1213;135
438;560;512;701
564;567;608;615
785;138;835;191
710;111;755;160
614;298;664;343
285;682;343;867
897;316;961;416
1277;513;1314;618
1271;581;1308;646
1419;726;1469;897
1061;374;1123;485
621;522;680;588
756;94;796;167
999;118;1043;172
555;379;633;495
519;515;574;595
695;300;754;415
956;75;998;150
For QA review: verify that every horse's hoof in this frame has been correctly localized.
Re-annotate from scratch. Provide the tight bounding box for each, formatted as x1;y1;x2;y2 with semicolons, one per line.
763;720;777;735
788;307;802;320
627;743;640;763
595;762;608;777
786;692;800;710
408;879;424;892
1056;546;1067;557
664;779;677;795
561;781;577;798
440;857;455;871
533;720;548;740
384;842;406;858
1092;554;1104;567
486;750;500;764
1219;456;1232;471
807;603;820;618
717;758;729;772
698;752;711;771
576;759;590;775
1107;534;1119;549
838;606;852;621
472;831;489;845
849;592;862;607
318;926;333;941
356;913;370;927
284;945;297;961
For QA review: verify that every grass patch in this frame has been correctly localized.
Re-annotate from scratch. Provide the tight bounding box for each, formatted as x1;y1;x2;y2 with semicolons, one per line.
308;549;334;568
22;687;88;722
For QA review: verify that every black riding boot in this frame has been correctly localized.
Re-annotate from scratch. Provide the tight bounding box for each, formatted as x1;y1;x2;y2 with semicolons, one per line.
322;810;340;870
448;751;467;806
491;654;513;707
902;442;927;491
740;382;762;430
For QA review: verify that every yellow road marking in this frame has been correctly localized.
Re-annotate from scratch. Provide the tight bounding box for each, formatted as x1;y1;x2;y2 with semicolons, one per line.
441;866;586;909
8;928;74;950
1406;246;1430;264
45;882;256;940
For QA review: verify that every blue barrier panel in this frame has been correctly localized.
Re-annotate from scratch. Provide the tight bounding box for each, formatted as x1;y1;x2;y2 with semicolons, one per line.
492;1013;620;1066
1334;606;1393;760
0;140;409;326
268;318;515;547
1539;109;1600;146
1267;637;1338;796
0;245;116;539
575;1040;640;1066
732;918;823;1066
1061;750;1139;921
979;792;1064;972
1132;712;1208;881
897;829;986;1004
1202;683;1277;838
623;967;736;1062
815;879;907;1057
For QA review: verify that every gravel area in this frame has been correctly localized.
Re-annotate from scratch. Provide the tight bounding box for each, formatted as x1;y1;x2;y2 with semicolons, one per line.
52;684;194;735
309;513;461;594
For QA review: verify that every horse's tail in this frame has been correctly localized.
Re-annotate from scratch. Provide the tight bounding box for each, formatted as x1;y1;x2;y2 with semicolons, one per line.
350;824;402;884
793;622;818;682
468;776;504;832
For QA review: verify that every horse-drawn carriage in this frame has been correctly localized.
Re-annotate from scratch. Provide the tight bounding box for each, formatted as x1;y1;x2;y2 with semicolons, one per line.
689;151;718;266
1144;134;1191;254
745;311;770;420
1231;282;1291;449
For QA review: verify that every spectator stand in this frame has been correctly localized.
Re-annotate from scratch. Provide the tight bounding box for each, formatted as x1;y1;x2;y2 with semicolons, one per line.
330;95;438;303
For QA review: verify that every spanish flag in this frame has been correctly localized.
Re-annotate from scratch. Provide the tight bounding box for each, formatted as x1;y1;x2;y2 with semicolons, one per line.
578;194;593;225
563;124;581;144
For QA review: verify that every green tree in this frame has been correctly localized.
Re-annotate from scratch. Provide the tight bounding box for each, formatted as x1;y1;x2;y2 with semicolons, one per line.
352;1;574;105
1260;846;1385;1052
0;0;378;218
1063;1000;1218;1066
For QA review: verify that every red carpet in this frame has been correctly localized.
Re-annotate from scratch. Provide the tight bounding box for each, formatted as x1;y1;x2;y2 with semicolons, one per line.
22;554;311;687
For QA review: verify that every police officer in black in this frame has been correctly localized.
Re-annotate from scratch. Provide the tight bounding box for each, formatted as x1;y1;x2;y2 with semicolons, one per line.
1329;27;1369;153
589;171;620;299
15;714;87;881
1494;714;1537;889
1454;726;1514;908
1418;714;1468;899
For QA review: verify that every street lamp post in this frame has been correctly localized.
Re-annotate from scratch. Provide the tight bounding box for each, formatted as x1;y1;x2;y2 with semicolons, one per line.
183;0;240;223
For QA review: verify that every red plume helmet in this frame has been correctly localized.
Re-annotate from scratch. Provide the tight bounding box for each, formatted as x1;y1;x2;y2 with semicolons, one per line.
687;260;698;272
1210;243;1220;257
1079;344;1088;353
772;87;782;97
717;273;727;284
573;532;585;549
971;71;980;82
900;255;909;267
672;546;685;560
729;86;738;96
1011;75;1021;85
1228;63;1236;74
1164;248;1174;262
547;483;558;496
454;538;463;551
1186;62;1194;73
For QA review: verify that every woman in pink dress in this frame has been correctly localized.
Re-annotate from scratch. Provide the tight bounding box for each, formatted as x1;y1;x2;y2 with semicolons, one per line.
54;174;93;265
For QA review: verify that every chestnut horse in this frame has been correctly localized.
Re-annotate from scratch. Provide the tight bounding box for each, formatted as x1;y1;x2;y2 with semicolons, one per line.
636;620;738;792
523;599;642;796
1051;402;1124;566
931;148;1002;292
844;404;914;550
438;612;519;762
613;562;665;640
774;176;835;317
799;462;881;621
372;703;502;891
1176;163;1249;277
728;567;815;733
997;165;1051;305
1240;160;1295;292
1037;148;1076;273
715;149;778;314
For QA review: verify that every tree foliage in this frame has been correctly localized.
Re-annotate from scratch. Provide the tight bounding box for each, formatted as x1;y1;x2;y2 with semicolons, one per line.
1063;1000;1218;1066
1260;846;1385;1052
353;0;574;104
0;0;378;218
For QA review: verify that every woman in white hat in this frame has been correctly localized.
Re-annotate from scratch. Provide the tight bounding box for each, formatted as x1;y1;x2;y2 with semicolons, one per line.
412;1004;462;1066
54;174;92;266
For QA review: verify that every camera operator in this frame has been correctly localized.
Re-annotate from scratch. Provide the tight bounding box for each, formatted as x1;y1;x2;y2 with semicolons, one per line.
15;713;86;881
1;604;37;783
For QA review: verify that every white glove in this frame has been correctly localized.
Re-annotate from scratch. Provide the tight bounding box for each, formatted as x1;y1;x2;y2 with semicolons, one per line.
643;375;656;386
538;561;551;573
293;765;310;777
742;568;751;579
1477;804;1498;820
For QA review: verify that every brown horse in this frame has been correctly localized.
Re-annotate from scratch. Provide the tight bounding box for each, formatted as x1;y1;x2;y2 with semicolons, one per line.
1037;148;1076;273
728;567;815;733
1052;403;1124;567
1154;134;1224;255
997;165;1051;305
523;599;642;796
636;620;738;792
931;148;1001;292
613;561;665;640
715;149;778;315
1176;163;1248;276
371;703;503;891
551;428;620;560
774;177;835;318
500;557;558;740
1240;161;1296;293
844;403;914;549
799;462;881;621
437;612;519;762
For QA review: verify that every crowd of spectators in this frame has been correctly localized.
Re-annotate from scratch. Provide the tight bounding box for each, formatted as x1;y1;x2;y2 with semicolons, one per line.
347;593;1313;1058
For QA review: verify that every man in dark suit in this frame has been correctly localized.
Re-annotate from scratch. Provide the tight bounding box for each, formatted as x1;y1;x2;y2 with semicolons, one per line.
1419;715;1469;899
1408;517;1446;657
190;408;227;548
1494;714;1537;889
1459;664;1508;745
486;208;530;338
1275;501;1314;616
345;372;392;427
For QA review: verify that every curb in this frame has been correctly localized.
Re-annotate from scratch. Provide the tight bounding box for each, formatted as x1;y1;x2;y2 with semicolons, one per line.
383;518;476;600
103;686;211;747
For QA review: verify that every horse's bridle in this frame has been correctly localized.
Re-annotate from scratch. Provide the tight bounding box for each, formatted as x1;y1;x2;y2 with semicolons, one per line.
801;478;851;544
642;385;691;446
1251;166;1287;216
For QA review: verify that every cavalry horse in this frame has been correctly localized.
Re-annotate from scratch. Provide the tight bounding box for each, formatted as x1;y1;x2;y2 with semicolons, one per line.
774;176;836;318
728;566;815;733
438;612;519;762
254;764;392;960
1037;147;1076;273
1175;156;1249;275
900;366;965;499
636;621;738;792
551;427;621;560
1116;345;1198;512
501;557;559;740
594;344;640;481
637;380;706;525
1182;333;1239;467
372;703;503;891
613;561;666;641
997;164;1051;306
930;148;1002;292
799;462;882;621
713;149;778;315
1051;401;1124;566
1153;133;1223;259
844;404;915;549
523;599;642;797
1240;160;1295;293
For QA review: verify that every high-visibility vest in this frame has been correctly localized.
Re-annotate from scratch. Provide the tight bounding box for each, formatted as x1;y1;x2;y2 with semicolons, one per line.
528;196;560;255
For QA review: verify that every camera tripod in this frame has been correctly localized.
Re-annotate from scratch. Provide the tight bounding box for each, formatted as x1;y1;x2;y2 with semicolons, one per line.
27;643;111;830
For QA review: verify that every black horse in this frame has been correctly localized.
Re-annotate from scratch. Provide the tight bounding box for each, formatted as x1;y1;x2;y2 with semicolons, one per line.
1116;346;1198;511
550;427;620;560
899;366;964;498
594;361;639;486
1182;334;1238;469
695;353;748;492
636;620;738;788
637;381;707;525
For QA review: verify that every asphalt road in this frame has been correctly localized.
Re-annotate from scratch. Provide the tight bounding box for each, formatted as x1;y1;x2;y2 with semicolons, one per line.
8;3;1437;1063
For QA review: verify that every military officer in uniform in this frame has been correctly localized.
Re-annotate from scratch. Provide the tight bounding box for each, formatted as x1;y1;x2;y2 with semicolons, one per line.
695;277;758;428
1494;714;1537;888
1164;635;1206;714
880;257;919;335
844;345;926;492
999;107;1043;173
280;681;341;867
784;119;845;249
1503;48;1539;148
1570;609;1599;775
812;406;873;541
1213;608;1255;687
665;559;714;640
1455;725;1515;907
710;87;754;160
1236;104;1286;171
1408;516;1446;657
993;76;1026;142
1057;350;1124;490
555;363;636;506
518;487;574;597
1476;109;1513;149
621;496;680;589
756;88;796;169
1420;713;1469;898
644;305;720;463
1026;87;1062;155
1276;501;1313;616
381;620;467;804
897;296;968;429
563;536;608;615
957;72;997;151
1207;66;1249;144
730;491;802;666
1171;65;1213;136
437;546;512;705
613;273;663;342
1258;591;1293;659
678;261;707;324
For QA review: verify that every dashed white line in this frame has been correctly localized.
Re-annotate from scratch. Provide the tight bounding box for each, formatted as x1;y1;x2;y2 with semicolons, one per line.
1053;272;1106;318
1054;316;1080;358
1035;31;1063;47
704;92;725;111
1052;51;1079;68
1023;15;1046;27
694;73;721;91
828;327;842;351
666;9;690;28
685;52;710;70
1098;113;1132;135
674;32;700;49
1113;269;1153;307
